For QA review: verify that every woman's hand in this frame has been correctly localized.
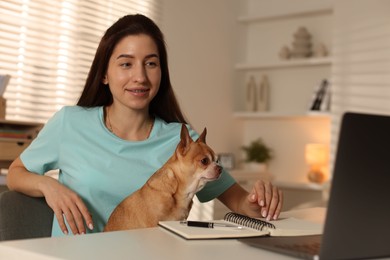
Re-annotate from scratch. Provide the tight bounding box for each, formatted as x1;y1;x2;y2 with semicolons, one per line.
41;177;94;235
219;180;283;221
246;180;283;220
7;157;94;235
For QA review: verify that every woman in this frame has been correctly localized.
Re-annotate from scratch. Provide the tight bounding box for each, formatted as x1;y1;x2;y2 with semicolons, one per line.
7;14;282;237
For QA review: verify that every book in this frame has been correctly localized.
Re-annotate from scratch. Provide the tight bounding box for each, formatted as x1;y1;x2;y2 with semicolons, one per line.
309;79;329;111
158;212;323;240
0;168;8;175
0;74;11;96
0;129;31;139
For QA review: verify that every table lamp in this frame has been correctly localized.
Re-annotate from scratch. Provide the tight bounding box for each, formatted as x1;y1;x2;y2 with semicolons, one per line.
305;143;329;183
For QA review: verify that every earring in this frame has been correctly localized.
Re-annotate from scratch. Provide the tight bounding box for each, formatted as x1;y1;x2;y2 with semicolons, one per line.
103;76;108;85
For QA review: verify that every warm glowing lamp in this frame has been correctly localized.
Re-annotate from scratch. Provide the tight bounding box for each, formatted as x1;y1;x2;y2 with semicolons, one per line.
305;143;329;183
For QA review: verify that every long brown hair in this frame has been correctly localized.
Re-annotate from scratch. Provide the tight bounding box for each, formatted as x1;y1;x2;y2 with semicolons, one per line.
77;14;187;124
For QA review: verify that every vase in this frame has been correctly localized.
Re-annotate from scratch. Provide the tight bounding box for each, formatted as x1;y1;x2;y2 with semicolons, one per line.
257;75;269;111
245;162;267;173
246;76;257;111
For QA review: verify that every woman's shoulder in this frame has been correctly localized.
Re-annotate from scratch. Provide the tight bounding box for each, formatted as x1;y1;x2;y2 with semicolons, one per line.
154;118;198;140
59;105;100;114
155;117;183;129
53;106;100;119
47;106;102;127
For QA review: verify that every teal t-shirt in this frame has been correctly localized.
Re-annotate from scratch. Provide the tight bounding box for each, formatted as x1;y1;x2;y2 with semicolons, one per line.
20;106;235;236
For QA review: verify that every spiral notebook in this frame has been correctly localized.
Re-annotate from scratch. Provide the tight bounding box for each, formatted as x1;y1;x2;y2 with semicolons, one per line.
158;212;322;240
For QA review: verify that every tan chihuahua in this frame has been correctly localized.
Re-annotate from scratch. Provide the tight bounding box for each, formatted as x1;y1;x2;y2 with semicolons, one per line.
104;124;222;232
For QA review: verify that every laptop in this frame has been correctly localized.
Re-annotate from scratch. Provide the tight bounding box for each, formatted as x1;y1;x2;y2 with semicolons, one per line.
239;112;390;259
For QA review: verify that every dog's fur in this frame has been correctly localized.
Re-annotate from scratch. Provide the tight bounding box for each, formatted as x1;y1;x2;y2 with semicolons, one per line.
104;124;222;232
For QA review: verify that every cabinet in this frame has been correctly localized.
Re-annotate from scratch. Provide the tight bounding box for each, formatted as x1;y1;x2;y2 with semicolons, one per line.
211;170;327;219
212;170;272;219
234;7;333;117
274;180;328;211
0;119;43;175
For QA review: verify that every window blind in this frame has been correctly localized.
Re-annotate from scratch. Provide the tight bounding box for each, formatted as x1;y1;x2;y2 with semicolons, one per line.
329;0;390;173
0;0;161;122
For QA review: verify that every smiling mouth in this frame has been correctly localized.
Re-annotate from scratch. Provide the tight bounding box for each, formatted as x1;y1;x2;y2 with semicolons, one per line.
128;89;149;93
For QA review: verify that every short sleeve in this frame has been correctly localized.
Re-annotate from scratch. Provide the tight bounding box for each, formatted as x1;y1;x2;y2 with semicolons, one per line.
20;108;65;174
195;168;236;203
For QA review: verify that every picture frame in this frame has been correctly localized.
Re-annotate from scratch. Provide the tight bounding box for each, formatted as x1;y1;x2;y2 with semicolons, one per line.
217;153;235;170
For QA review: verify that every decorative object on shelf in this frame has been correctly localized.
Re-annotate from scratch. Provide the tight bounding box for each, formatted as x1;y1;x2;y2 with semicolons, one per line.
241;138;273;172
246;76;257;111
0;74;10;120
217;153;235;170
313;43;328;57
278;45;291;60
0;97;5;120
305;143;329;184
291;27;312;58
0;74;10;96
309;79;330;111
257;74;269;112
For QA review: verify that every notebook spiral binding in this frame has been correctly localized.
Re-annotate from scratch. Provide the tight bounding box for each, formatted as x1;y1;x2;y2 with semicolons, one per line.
224;212;276;231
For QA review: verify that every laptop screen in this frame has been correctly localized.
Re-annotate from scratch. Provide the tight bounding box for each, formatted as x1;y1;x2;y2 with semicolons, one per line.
239;112;390;260
320;112;390;259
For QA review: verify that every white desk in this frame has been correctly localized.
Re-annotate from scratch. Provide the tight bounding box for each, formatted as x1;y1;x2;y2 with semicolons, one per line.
0;208;326;260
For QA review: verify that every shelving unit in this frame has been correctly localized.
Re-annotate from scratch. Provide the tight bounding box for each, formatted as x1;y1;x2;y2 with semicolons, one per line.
211;168;328;217
0;119;42;186
230;2;333;212
274;180;329;210
0;119;42;167
212;169;273;219
234;5;333;116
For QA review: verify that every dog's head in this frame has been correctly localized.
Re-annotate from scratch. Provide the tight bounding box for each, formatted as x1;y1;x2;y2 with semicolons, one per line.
174;124;223;195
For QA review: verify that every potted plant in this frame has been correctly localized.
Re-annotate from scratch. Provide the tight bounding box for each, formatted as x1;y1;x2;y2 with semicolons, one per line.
241;138;273;172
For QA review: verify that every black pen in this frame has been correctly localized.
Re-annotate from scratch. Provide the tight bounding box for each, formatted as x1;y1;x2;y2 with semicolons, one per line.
180;220;242;229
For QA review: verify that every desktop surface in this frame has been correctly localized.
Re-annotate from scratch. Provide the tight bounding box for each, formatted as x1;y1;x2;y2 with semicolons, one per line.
0;228;296;260
0;208;326;260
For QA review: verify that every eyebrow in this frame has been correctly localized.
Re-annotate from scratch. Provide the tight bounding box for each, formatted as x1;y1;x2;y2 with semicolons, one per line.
116;54;159;60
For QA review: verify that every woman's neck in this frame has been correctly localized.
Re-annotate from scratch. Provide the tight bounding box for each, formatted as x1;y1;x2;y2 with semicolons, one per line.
105;105;154;141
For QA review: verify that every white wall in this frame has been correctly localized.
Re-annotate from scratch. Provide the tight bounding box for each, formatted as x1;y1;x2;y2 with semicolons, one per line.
160;0;242;154
330;0;390;167
160;0;332;183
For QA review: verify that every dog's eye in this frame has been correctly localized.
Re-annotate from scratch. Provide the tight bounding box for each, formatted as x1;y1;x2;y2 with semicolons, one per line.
201;158;210;165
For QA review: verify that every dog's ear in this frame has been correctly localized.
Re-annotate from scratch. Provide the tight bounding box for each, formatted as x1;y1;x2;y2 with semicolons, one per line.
196;127;207;144
177;124;192;156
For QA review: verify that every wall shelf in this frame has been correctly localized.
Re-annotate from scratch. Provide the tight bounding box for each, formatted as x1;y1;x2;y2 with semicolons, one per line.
274;179;327;191
233;111;331;119
0;137;32;143
235;57;332;71
237;7;333;23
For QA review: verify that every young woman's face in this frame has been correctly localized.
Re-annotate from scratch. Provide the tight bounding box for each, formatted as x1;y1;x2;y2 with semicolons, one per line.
104;34;161;112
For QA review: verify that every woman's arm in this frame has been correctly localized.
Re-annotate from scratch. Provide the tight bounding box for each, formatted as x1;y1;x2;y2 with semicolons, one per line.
218;180;283;221
7;157;51;197
7;157;94;235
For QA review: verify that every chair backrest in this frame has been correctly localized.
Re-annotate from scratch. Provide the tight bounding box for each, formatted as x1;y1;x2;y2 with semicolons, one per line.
0;190;53;241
